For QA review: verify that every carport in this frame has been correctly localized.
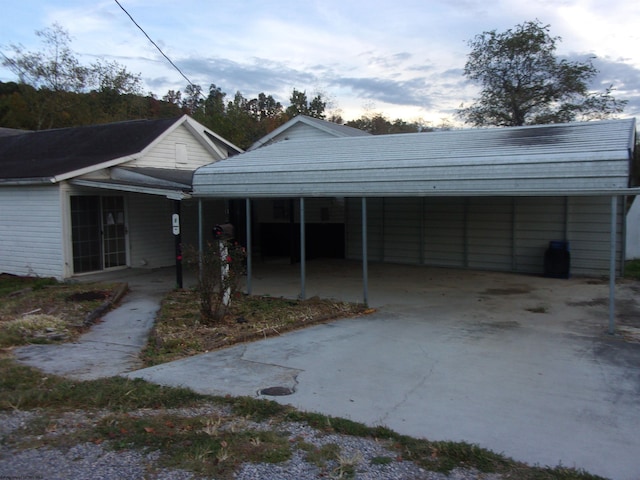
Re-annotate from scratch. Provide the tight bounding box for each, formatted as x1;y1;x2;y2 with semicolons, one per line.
192;118;638;332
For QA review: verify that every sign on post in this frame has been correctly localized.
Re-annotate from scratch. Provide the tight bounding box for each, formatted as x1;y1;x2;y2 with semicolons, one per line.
172;213;180;235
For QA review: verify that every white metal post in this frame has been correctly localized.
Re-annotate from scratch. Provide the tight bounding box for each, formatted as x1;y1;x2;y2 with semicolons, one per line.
609;196;617;334
245;198;252;295
299;197;306;300
362;197;369;306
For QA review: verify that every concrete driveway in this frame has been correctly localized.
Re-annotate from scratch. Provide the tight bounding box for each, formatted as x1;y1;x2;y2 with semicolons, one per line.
127;261;640;480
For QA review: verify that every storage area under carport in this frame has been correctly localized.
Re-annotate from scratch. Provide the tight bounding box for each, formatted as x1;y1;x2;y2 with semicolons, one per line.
192;118;638;331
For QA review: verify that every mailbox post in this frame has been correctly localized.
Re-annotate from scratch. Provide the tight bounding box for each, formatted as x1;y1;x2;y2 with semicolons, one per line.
213;223;235;306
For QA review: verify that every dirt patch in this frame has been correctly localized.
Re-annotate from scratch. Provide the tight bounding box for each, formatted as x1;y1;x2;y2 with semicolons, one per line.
66;291;110;302
0;280;125;346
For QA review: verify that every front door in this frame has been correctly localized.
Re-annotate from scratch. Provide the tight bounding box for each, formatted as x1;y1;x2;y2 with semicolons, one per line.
71;195;127;273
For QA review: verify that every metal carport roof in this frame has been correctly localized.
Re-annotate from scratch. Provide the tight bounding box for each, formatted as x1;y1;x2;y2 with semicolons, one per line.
191;118;638;333
193;118;637;198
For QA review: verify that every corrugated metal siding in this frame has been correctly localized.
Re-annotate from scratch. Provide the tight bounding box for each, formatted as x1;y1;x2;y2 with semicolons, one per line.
467;197;513;271
382;198;422;264
345;195;623;275
346;198;384;261
193;119;635;198
0;185;64;278
514;197;566;273
567;196;623;276
423;198;466;267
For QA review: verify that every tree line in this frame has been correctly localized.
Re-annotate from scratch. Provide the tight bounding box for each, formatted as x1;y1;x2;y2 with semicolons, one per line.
0;21;628;150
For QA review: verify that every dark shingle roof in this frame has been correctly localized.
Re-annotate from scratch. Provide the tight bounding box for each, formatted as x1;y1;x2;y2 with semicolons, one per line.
0;117;180;180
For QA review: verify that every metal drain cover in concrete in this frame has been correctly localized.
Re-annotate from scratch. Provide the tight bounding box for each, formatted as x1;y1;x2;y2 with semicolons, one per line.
259;386;294;396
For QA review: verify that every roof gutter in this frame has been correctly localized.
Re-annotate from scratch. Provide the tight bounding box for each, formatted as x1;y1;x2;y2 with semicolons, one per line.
70;179;192;200
193;187;640;199
0;177;56;186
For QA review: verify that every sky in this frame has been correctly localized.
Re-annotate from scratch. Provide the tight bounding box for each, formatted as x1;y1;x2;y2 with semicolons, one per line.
1;0;639;126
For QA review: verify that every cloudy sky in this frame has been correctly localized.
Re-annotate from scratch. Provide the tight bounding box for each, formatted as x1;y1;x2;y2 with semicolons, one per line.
1;0;639;126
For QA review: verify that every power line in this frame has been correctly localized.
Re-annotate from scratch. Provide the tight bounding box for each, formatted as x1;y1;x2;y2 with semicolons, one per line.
113;0;200;95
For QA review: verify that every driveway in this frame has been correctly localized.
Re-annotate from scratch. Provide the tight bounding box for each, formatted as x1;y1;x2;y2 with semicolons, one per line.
127;262;640;480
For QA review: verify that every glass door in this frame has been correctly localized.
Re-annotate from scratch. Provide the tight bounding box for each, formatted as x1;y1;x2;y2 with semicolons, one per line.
71;195;127;273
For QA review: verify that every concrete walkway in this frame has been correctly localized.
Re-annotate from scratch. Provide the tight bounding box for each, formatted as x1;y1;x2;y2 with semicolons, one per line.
13;263;640;480
13;268;177;380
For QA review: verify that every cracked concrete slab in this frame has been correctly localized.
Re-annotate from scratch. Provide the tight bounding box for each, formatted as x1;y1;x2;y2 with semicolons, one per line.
127;344;302;397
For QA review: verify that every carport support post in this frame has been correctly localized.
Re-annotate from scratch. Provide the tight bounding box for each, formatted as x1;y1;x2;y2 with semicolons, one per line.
300;197;306;299
245;198;252;295
198;199;203;281
362;197;369;306
609;196;617;335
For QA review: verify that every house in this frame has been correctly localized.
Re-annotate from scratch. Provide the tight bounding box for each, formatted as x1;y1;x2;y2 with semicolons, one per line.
247;114;370;151
193;118;638;307
0;115;241;279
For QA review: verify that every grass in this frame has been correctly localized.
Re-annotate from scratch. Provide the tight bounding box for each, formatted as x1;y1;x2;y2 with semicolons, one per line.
624;259;640;280
0;274;123;347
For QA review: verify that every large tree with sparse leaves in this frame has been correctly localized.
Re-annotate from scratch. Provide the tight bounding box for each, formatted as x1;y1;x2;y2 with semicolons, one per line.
458;20;626;127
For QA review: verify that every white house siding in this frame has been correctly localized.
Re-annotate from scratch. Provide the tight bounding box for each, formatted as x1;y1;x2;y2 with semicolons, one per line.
627;198;640;260
0;185;64;278
132;124;224;170
345;195;623;276
127;193;175;268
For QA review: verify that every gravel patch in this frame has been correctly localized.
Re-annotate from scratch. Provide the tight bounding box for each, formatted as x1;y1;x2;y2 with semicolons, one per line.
0;409;504;480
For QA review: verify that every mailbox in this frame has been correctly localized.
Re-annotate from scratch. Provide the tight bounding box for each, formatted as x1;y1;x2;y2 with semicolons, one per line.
213;223;235;240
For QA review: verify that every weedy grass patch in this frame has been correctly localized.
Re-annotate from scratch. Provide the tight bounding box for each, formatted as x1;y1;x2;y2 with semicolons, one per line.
142;290;368;366
0;275;123;347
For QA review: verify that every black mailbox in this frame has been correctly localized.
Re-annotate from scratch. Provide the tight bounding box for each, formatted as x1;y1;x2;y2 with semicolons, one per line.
213;223;235;240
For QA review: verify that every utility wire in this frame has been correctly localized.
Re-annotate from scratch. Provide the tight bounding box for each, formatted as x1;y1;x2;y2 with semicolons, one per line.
113;0;201;96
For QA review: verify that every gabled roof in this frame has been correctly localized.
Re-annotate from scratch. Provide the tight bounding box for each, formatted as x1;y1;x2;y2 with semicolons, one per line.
0;115;242;185
194;118;637;198
247;115;370;151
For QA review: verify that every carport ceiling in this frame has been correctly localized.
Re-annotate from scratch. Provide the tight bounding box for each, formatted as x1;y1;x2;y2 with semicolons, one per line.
192;118;637;198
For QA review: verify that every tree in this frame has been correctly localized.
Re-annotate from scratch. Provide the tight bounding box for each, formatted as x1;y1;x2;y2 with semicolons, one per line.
2;23;148;128
458;20;626;127
346;113;427;135
285;88;326;119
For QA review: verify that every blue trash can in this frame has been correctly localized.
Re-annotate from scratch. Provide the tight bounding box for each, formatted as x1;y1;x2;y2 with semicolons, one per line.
544;241;570;278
